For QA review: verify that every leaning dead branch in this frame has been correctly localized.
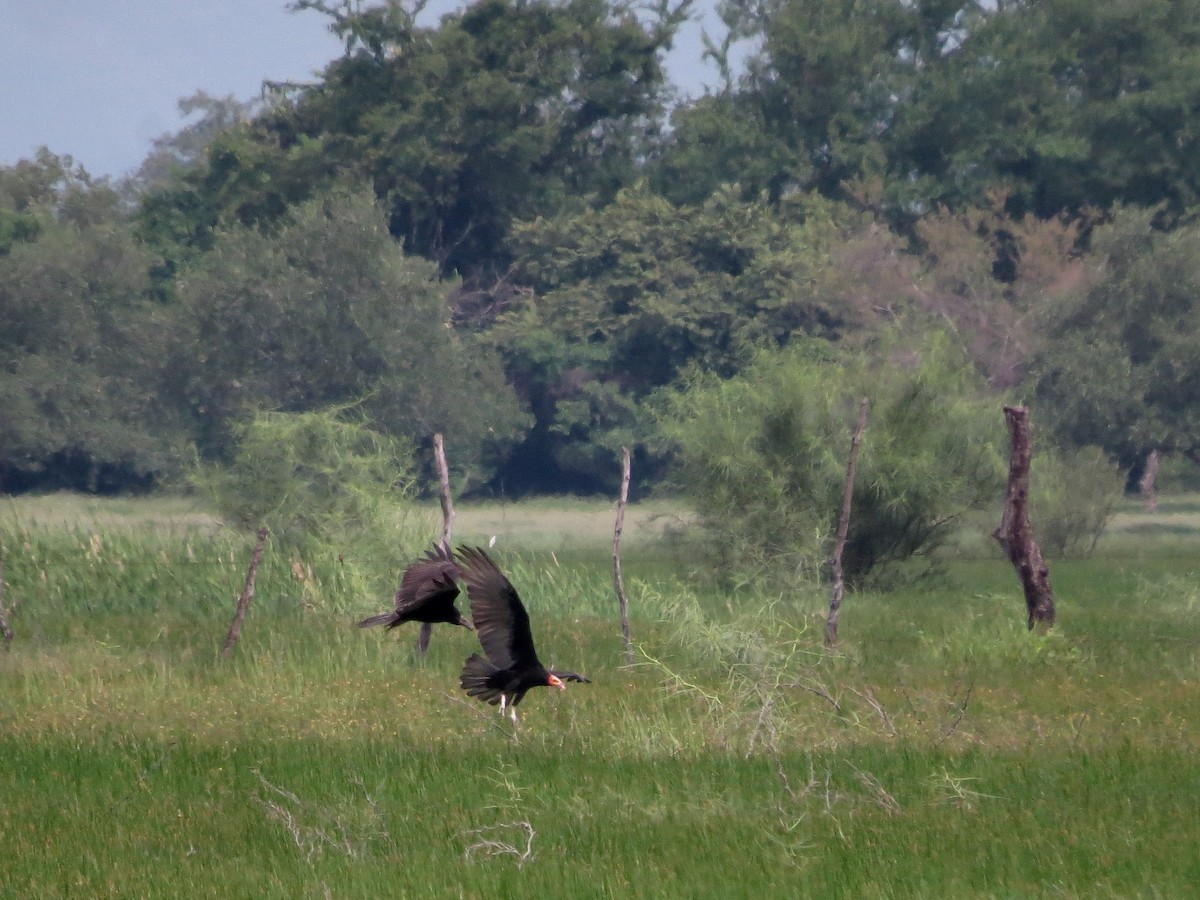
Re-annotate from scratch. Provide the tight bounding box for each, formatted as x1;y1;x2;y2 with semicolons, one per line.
252;769;388;861
848;685;897;737
462;821;537;866
221;526;269;657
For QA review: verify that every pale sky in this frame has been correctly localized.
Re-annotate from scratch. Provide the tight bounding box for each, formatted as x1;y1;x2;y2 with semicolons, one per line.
0;0;729;180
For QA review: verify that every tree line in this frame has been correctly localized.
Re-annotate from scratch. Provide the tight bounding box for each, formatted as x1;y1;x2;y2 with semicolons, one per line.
4;0;1200;515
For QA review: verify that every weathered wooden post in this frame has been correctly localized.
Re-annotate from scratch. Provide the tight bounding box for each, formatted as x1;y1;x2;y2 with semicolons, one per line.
613;447;633;666
417;432;458;656
993;405;1056;631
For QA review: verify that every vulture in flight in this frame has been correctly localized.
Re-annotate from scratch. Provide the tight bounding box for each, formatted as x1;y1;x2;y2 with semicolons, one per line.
357;543;472;653
456;545;589;721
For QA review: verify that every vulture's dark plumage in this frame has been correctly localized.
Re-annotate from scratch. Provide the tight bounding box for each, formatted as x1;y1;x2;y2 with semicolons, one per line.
357;544;472;652
456;545;589;721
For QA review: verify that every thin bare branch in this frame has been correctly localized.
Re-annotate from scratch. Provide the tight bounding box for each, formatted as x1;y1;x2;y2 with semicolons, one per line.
221;526;269;657
613;446;633;666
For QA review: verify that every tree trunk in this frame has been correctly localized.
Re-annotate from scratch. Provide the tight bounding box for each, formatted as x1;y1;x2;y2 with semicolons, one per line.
222;526;269;657
1139;449;1160;513
826;399;869;649
434;432;457;552
613;447;633;666
992;405;1056;631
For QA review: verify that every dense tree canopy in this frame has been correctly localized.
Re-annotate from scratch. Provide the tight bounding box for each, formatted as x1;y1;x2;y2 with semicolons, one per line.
5;0;1200;498
0;153;175;492
139;0;686;281
173;188;528;485
1033;207;1200;472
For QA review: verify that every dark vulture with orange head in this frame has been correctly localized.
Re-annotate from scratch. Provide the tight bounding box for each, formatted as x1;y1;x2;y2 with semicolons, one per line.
455;545;589;721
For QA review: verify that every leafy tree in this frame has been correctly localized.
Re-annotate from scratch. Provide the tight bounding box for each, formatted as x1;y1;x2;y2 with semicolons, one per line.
654;0;967;208
492;183;858;489
889;0;1200;219
198;407;416;541
125;92;261;197
139;0;685;281
654;334;1004;588
173;187;529;487
196;407;428;606
659;0;1200;228
0;154;177;492
1032;206;1200;473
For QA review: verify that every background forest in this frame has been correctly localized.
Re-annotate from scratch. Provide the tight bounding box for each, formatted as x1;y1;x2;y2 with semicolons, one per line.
5;0;1200;512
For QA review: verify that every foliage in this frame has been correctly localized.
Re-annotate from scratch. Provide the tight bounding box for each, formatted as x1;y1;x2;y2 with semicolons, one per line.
173;187;529;486
494;184;859;489
660;0;1200;226
655;335;1004;587
1032;206;1200;472
1029;445;1124;559
124;91;262;198
0;152;179;491
140;0;684;280
195;406;416;542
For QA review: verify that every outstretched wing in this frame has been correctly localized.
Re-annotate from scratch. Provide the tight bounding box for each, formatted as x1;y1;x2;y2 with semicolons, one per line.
456;545;540;671
394;544;460;615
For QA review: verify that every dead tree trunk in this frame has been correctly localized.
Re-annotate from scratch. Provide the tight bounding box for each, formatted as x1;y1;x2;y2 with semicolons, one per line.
825;399;869;650
434;432;457;552
993;405;1056;632
222;526;269;657
1139;449;1160;513
418;433;457;656
0;549;14;650
613;447;633;666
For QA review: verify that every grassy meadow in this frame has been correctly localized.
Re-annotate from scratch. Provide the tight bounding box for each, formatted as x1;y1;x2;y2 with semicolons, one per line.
1;492;1198;897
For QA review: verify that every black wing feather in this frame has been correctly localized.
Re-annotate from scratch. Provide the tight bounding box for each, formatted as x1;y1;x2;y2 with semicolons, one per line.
393;545;460;616
456;546;541;671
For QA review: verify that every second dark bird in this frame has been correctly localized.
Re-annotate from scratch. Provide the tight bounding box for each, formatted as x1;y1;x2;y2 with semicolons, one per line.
357;543;473;654
456;545;589;722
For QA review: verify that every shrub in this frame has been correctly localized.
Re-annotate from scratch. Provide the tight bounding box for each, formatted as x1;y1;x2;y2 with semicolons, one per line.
654;335;1005;589
194;407;429;606
1030;445;1124;558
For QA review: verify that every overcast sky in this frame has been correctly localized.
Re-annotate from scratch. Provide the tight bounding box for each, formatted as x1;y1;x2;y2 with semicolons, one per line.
1;0;728;181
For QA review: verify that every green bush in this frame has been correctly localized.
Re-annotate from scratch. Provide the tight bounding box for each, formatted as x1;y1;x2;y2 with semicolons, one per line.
654;335;1005;589
1030;445;1124;558
193;407;429;606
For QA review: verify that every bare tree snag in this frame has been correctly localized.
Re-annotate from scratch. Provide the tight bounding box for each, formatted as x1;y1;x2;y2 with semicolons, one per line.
222;526;269;657
1139;449;1160;513
418;432;458;656
613;447;633;666
0;549;14;650
826;399;869;650
434;432;457;552
993;405;1056;631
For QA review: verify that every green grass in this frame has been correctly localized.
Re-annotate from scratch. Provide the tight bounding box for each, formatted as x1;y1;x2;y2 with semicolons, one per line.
1;493;1199;897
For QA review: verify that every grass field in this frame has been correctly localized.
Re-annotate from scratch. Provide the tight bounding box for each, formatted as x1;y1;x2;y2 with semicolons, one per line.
1;492;1198;897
